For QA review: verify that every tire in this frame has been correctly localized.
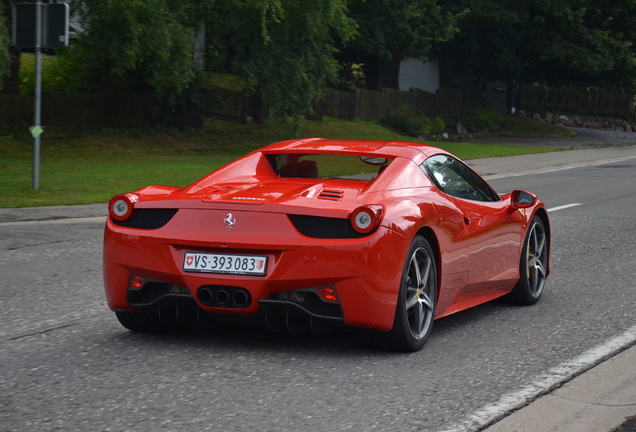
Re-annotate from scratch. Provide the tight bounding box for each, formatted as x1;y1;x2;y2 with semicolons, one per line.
506;216;548;305
380;236;438;352
115;310;178;333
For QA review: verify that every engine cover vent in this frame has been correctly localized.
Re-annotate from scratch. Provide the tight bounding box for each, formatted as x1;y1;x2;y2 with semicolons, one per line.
318;189;344;201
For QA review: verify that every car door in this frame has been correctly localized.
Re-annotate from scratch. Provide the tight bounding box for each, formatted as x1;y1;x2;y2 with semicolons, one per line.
422;155;522;293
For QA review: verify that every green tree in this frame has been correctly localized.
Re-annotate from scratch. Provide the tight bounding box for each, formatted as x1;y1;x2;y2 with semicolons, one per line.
444;0;636;85
442;0;520;83
56;0;354;125
341;0;463;89
517;0;636;83
61;0;197;95
208;0;356;122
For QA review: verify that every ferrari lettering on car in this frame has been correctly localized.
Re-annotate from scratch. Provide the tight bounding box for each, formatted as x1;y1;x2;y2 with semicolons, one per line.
103;138;550;351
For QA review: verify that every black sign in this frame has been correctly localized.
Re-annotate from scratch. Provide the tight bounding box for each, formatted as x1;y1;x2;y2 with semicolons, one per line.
13;3;70;48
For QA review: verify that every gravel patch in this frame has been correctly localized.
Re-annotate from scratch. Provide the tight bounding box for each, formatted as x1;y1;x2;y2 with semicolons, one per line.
470;126;636;148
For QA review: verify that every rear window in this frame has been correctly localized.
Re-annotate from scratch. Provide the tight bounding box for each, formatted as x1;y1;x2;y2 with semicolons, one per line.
266;154;393;180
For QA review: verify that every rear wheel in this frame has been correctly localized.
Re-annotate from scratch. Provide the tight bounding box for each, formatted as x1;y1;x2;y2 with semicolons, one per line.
506;216;548;305
380;236;438;352
115;310;178;333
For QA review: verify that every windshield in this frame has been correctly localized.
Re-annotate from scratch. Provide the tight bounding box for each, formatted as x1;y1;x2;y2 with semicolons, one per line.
266;154;393;180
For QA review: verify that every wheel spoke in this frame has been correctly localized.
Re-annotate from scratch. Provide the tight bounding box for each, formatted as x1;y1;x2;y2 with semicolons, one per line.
412;254;423;286
419;256;431;289
410;302;424;333
535;232;546;256
405;247;436;338
419;290;433;312
405;287;419;309
535;260;546;278
527;252;546;295
530;227;538;253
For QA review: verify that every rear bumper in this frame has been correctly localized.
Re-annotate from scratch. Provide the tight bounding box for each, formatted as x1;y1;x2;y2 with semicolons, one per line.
103;212;408;331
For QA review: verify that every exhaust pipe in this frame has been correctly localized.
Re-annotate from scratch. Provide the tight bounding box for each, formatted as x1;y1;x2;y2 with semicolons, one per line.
197;287;214;305
197;286;251;308
215;289;230;306
232;290;249;308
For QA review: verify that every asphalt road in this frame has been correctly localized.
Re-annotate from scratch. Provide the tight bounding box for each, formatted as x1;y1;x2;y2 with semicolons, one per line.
1;154;635;432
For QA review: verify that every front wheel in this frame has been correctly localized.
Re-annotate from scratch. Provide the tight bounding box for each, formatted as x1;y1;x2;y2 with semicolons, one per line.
506;216;548;305
380;236;438;352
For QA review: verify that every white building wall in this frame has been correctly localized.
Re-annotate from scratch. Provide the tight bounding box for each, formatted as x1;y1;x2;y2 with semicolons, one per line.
399;58;440;93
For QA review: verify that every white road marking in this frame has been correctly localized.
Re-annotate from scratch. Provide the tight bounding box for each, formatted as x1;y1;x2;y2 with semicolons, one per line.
548;203;582;212
439;324;636;432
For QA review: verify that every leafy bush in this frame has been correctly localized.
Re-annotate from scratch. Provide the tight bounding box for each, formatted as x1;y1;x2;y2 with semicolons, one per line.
382;106;447;137
332;63;366;92
382;105;424;136
430;117;446;134
462;107;503;131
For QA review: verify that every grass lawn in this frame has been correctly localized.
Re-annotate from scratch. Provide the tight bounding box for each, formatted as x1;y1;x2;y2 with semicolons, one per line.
0;117;562;208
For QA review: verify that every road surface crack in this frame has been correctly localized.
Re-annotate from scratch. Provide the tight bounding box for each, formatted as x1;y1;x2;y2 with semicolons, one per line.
7;322;79;341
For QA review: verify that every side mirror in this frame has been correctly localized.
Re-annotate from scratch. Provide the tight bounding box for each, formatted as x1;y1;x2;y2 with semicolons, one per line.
511;190;536;208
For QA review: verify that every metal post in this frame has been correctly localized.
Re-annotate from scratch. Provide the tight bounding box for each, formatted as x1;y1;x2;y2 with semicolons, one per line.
32;2;43;190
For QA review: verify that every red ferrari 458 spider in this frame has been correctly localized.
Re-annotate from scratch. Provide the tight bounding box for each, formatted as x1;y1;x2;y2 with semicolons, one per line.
103;138;550;351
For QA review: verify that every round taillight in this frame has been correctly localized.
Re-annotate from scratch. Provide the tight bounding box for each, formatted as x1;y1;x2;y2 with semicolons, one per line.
350;205;384;234
108;194;137;221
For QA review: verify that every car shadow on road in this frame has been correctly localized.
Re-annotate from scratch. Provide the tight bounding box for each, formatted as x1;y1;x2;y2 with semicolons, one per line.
104;298;523;357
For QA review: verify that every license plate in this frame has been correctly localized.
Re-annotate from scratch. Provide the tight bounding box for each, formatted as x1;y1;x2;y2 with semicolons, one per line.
183;252;267;276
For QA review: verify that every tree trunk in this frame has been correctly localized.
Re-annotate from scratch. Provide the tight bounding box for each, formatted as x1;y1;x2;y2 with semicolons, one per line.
377;55;402;90
193;23;205;71
2;0;22;94
252;89;267;125
2;47;20;94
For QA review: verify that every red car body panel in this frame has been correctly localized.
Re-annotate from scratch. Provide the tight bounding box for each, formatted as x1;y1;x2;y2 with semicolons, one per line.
103;139;549;332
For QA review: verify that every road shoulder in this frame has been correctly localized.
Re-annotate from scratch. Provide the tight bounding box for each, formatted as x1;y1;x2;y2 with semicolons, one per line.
483;343;636;432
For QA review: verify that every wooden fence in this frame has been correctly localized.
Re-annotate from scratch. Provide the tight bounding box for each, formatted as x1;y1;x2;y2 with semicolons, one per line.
0;91;158;133
0;93;31;133
3;82;634;134
201;87;255;123
0;88;254;133
0;91;207;133
315;86;465;120
0;85;475;134
519;83;636;122
43;92;157;130
201;86;465;122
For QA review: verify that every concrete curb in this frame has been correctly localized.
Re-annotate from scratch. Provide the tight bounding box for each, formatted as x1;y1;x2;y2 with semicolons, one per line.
483;342;636;432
